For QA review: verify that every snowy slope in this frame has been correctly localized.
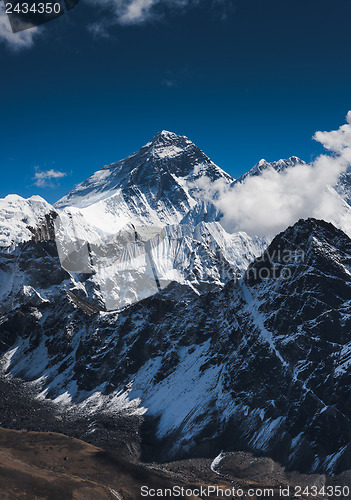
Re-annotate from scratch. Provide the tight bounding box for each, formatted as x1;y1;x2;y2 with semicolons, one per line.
66;221;265;310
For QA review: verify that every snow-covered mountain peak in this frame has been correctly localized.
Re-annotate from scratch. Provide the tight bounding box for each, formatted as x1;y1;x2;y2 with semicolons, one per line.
130;130;189;154
146;130;194;160
150;129;189;145
236;156;306;183
104;129;230;183
55;132;233;232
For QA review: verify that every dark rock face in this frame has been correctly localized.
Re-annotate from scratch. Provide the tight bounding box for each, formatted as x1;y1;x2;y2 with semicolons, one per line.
336;169;351;206
28;211;58;243
0;236;68;316
1;218;351;474
241;219;351;472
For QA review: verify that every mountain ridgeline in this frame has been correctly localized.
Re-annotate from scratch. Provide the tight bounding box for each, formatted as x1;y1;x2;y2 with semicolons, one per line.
0;131;351;476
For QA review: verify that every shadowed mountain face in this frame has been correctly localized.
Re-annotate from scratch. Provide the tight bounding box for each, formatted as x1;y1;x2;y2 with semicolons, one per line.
1;132;351;480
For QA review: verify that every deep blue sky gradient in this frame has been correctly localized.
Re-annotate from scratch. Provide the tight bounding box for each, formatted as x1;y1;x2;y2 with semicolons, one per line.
1;0;351;203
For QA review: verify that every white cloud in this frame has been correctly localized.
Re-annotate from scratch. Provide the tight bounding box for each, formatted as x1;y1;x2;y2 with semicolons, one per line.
118;0;157;24
33;169;67;188
313;111;351;153
0;3;41;50
195;112;351;238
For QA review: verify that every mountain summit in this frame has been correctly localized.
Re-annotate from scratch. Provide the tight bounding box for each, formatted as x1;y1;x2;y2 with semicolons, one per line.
55;131;233;230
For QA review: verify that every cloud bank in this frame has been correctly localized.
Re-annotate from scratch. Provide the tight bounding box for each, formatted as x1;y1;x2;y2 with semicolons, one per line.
198;112;351;238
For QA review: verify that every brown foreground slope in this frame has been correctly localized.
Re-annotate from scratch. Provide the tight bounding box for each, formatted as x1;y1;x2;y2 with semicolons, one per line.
0;427;201;499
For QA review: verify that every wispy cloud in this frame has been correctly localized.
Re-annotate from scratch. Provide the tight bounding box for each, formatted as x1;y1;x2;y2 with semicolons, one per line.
87;0;230;38
194;112;351;238
162;78;176;87
0;3;41;50
160;67;190;88
87;0;187;27
33;168;67;188
87;20;112;39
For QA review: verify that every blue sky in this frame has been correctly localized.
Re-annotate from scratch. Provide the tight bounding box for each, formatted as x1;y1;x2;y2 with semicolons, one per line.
1;0;351;203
